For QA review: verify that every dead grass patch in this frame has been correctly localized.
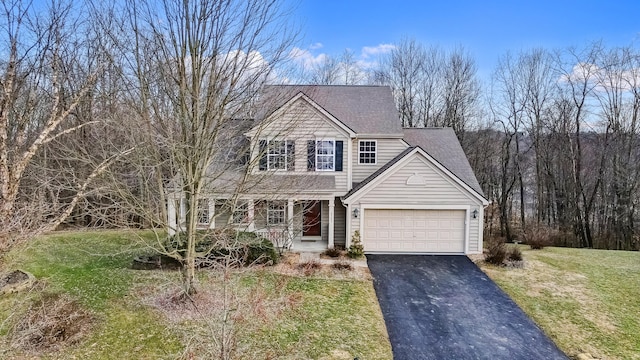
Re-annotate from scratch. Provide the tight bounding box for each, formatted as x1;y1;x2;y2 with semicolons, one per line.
9;292;93;353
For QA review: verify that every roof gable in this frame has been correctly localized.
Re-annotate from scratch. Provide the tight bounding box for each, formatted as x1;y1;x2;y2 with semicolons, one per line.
402;128;484;195
343;147;488;205
246;91;354;138
256;85;404;135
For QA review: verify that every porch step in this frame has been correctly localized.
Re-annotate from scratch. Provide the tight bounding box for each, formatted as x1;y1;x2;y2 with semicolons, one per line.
299;252;321;263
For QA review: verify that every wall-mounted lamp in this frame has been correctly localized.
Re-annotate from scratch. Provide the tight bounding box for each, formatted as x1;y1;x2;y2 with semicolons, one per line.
472;209;478;219
352;208;360;218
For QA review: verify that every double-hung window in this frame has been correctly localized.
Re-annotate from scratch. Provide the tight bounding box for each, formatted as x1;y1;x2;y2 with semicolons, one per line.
260;139;295;171
197;199;210;224
232;203;248;224
267;201;286;225
268;140;286;170
358;140;377;164
315;139;335;171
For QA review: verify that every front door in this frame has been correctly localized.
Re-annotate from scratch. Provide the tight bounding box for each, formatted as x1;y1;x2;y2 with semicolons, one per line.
303;201;322;236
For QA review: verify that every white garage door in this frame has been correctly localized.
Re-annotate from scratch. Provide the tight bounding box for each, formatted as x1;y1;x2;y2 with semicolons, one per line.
364;209;466;253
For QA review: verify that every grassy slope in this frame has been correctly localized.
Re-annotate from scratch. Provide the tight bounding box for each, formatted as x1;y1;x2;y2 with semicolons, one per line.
480;246;640;360
0;230;391;360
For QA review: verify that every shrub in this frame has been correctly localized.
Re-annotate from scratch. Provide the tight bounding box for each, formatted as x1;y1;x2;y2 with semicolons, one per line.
348;231;364;259
332;260;353;271
322;247;342;258
297;260;322;276
522;224;553;250
484;236;507;266
245;238;279;265
507;246;523;262
165;229;279;267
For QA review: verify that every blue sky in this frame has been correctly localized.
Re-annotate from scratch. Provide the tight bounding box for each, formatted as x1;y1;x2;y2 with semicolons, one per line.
288;0;640;79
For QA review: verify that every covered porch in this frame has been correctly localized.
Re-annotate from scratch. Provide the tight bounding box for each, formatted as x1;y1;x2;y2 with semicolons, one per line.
166;195;346;252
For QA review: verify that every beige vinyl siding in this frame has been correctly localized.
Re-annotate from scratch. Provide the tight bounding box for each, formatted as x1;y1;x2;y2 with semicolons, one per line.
333;198;346;247
352;138;408;183
468;206;481;253
346;154;484;254
251;99;349;192
359;157;483;205
214;203;230;228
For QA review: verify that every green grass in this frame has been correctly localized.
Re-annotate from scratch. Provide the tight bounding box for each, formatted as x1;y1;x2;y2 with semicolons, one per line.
479;246;640;360
0;230;391;359
240;274;390;359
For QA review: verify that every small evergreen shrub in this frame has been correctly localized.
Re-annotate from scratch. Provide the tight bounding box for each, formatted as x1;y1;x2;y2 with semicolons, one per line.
348;231;364;259
245;238;279;265
164;229;279;267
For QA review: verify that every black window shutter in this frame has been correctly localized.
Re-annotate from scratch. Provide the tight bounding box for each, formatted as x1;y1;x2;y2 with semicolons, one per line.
335;141;343;172
286;140;295;171
307;140;316;171
259;140;267;171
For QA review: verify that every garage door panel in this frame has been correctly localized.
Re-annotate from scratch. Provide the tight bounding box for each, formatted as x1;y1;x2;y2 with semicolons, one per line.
364;209;465;253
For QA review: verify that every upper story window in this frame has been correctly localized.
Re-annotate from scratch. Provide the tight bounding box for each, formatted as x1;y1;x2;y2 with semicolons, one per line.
316;139;335;171
259;140;295;171
307;139;343;172
358;140;377;164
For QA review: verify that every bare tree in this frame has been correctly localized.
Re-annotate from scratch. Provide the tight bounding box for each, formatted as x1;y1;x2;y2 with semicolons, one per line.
0;0;120;254
102;0;299;296
309;55;340;85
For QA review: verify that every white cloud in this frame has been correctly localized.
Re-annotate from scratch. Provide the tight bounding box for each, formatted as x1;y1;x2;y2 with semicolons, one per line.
308;42;324;50
289;46;328;70
559;62;640;92
361;43;395;59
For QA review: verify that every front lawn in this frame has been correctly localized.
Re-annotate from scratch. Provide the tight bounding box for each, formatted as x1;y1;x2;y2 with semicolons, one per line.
0;230;391;359
479;246;640;360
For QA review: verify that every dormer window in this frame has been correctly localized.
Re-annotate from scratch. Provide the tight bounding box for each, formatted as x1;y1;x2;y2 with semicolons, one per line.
359;140;377;164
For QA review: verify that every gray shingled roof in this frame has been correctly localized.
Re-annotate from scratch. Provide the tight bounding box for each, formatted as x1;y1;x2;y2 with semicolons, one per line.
403;128;484;196
259;85;403;135
203;170;336;195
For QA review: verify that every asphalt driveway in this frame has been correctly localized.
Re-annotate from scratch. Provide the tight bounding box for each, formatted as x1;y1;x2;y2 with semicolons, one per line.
367;255;568;360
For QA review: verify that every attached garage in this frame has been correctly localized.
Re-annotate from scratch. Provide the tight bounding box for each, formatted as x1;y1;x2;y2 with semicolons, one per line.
364;209;466;253
342;143;489;255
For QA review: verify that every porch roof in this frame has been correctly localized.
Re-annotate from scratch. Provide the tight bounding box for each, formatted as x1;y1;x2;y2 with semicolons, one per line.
202;171;336;196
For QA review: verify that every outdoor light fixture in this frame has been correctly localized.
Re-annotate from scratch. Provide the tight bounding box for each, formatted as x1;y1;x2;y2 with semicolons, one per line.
472;209;478;219
353;208;360;218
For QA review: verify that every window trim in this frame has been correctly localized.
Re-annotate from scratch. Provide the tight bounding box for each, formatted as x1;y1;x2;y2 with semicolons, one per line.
358;140;377;165
267;140;287;171
231;202;249;224
196;199;210;225
267;201;286;225
315;138;335;172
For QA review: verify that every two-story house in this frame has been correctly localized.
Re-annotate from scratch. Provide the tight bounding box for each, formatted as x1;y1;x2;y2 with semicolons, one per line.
166;85;488;254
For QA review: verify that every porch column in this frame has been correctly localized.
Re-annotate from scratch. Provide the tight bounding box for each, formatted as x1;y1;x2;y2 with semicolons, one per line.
179;198;186;230
208;199;215;229
328;197;335;249
247;200;255;231
287;199;294;248
167;197;176;236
